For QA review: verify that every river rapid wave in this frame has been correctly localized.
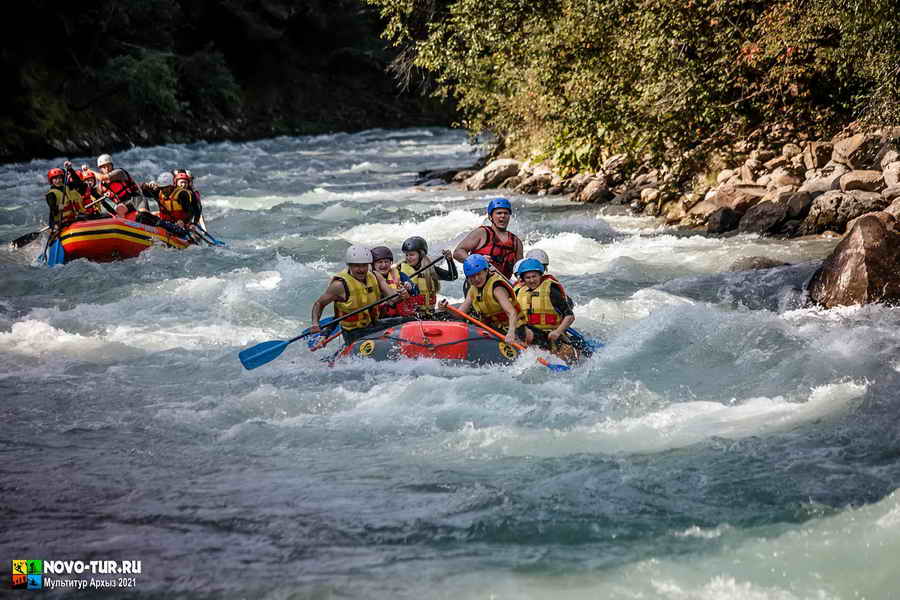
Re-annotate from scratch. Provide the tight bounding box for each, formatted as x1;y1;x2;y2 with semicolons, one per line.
1;128;898;598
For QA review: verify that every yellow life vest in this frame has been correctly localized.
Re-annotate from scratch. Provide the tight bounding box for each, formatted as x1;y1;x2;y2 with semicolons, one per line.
333;269;380;331
158;188;192;221
467;273;526;331
400;261;437;310
516;277;563;331
48;187;86;224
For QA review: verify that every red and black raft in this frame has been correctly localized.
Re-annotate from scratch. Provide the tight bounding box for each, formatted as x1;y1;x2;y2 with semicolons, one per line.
337;320;521;366
58;216;192;263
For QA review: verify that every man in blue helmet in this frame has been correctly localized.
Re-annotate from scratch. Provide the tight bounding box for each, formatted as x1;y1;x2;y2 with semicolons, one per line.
453;197;523;280
439;254;529;346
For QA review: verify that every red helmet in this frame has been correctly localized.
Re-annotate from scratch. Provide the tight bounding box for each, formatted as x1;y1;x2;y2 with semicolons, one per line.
47;168;64;183
79;170;96;183
174;170;192;183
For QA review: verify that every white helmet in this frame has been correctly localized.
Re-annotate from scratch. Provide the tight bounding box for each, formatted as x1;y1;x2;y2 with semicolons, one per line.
526;248;550;266
97;154;113;167
346;245;373;265
157;172;174;186
512;259;525;277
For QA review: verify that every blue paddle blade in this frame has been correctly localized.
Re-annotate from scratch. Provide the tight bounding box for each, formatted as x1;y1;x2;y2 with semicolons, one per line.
546;362;571;372
239;340;289;370
47;240;65;267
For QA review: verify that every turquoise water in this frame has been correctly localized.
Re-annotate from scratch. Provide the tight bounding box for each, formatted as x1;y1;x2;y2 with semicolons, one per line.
1;128;899;598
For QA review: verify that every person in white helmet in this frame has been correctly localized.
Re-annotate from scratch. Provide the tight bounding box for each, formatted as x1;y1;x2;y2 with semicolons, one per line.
521;248;575;308
91;153;148;219
310;245;411;344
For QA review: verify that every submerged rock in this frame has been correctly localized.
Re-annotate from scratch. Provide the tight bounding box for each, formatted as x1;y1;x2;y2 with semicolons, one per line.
807;213;900;307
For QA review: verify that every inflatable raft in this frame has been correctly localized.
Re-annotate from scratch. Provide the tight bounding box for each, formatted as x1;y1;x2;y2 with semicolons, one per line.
338;320;523;366
58;216;192;263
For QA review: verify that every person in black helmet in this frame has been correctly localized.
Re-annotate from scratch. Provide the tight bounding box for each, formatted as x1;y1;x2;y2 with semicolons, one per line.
399;236;457;316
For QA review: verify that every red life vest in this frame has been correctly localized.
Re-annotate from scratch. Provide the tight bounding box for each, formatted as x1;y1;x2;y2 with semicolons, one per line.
473;226;520;279
378;267;416;318
101;170;140;204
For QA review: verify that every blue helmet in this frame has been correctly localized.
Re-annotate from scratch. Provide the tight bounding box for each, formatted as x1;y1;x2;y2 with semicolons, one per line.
463;254;490;277
486;197;512;216
514;258;545;276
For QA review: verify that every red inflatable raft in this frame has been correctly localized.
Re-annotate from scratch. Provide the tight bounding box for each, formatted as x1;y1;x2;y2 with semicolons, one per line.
58;216;192;263
338;320;521;366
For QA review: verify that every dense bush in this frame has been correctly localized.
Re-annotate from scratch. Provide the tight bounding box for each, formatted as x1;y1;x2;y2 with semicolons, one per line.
365;0;900;176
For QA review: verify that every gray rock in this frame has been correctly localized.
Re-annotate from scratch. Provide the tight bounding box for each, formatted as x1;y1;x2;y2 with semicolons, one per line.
798;164;849;196
728;256;790;271
803;141;833;170
883;186;900;203
884;162;900;188
800;189;889;235
832;133;882;169
786;191;813;220
514;172;553;194
839;170;886;192
738;200;789;235
463;159;521;190
782;143;803;159
881;150;900;169
707;207;741;233
575;178;613;204
499;175;524;189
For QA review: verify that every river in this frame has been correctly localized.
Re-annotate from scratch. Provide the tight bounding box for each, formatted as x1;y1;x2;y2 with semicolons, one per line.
1;128;899;598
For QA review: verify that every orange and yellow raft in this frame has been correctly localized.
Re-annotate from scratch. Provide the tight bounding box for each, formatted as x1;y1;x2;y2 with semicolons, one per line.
58;217;191;263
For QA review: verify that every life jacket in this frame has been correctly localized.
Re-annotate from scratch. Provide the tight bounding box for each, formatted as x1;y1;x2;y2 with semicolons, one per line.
80;188;103;214
378;266;416;317
101;169;140;205
47;187;86;224
333;269;380;331
472;226;520;278
467;272;526;331
515;273;569;303
516;277;565;331
157;188;192;222
400;261;438;311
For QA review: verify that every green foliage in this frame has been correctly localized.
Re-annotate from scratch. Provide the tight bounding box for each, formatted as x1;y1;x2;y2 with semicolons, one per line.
365;0;900;176
101;52;181;119
178;49;243;117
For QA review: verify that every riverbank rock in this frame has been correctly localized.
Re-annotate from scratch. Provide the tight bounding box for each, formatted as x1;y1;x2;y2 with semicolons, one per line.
738;200;788;234
799;190;888;235
832;133;882;170
807;213;900;307
728;256;790;272
574;178;613;203
463;159;521;190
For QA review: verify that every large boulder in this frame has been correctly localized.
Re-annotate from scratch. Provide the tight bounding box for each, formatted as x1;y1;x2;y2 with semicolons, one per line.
713;183;767;214
807;213;900;307
574;178;613;204
832;133;882;169
799;190;889;235
738;200;789;235
798;163;849;196
802;141;833;170
463;159;521;190
839;170;885;192
706;207;741;233
514;172;553;195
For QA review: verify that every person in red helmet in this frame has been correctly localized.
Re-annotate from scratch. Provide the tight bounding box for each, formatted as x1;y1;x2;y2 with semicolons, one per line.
142;172;198;227
453;197;523;280
173;168;203;225
44;166;86;232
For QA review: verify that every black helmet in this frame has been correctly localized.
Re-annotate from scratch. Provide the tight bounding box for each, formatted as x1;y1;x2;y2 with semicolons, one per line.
370;246;393;263
401;236;428;254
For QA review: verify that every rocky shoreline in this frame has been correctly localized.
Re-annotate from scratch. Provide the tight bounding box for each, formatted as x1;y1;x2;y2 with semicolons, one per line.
418;124;900;307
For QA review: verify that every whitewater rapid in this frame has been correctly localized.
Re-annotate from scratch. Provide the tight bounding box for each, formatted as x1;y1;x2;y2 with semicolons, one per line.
2;128;899;599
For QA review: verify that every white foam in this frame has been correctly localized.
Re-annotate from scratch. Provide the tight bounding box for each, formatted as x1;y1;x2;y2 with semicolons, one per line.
338;209;484;247
448;381;867;457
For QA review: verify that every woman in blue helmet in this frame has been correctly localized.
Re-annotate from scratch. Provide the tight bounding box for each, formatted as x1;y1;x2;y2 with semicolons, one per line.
439;254;530;346
452;197;523;279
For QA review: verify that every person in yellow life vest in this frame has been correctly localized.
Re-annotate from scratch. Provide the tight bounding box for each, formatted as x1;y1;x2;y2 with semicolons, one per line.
370;246;418;318
513;258;576;355
142;172;198;227
310;245;410;344
518;248;576;310
438;254;529;346
399;236;457;316
44;167;86;232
